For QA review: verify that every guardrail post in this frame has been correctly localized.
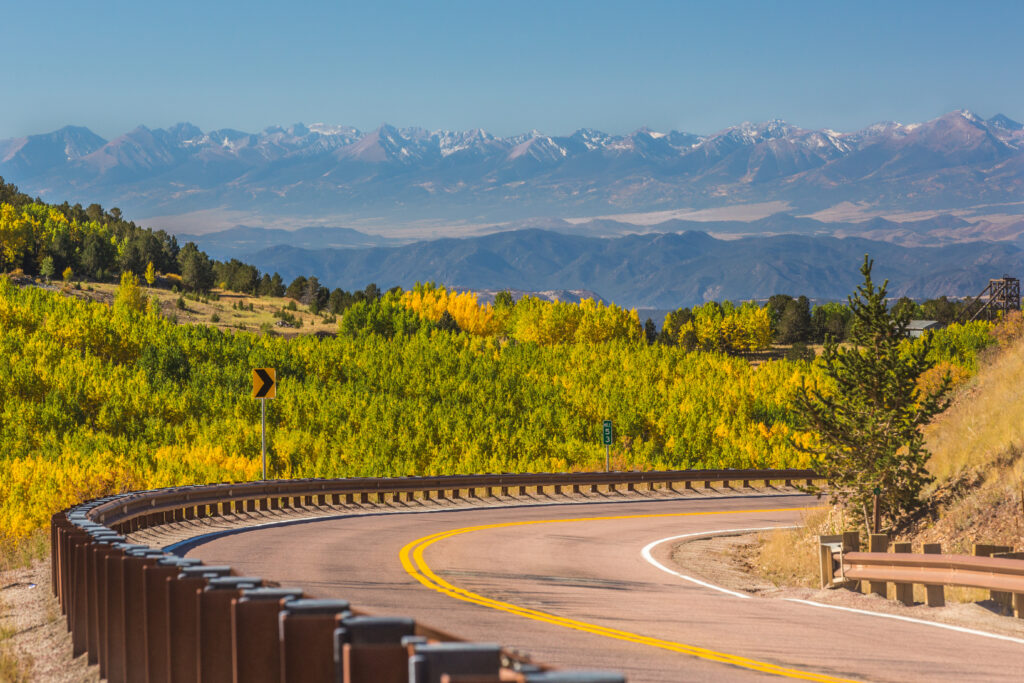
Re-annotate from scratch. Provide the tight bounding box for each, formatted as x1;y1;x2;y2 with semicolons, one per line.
169;566;234;683
703;480;712;489
279;599;351;683
553;485;562;495
868;534;889;596
86;534;124;665
103;543;152;683
408;642;501;683
199;576;263;683
334;615;415;683
144;557;202;683
122;549;167;682
974;544;1014;613
841;531;861;592
784;479;792;487
742;479;751;489
232;587;305;683
818;535;842;588
922;543;945;607
892;542;913;605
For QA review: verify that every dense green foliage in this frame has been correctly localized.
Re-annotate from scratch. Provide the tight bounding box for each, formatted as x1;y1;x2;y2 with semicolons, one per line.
0;277;820;539
0;273;996;542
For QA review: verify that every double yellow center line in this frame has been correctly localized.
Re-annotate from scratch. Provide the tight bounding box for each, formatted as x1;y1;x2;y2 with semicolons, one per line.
400;507;854;682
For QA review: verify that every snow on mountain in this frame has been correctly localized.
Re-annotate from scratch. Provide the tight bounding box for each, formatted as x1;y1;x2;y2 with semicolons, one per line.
0;110;1020;223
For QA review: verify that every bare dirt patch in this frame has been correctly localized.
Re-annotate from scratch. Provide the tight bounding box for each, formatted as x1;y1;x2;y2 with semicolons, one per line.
0;560;97;683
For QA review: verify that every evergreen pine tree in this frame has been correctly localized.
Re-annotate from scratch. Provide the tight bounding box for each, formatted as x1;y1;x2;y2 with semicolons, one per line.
795;256;951;532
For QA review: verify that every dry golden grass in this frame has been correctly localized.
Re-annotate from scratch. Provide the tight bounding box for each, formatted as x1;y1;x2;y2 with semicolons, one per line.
0;618;28;683
73;282;336;336
752;508;836;589
0;530;48;573
924;328;1024;483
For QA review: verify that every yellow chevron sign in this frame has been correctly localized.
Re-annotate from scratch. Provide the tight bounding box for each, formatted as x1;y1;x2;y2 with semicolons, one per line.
252;368;276;399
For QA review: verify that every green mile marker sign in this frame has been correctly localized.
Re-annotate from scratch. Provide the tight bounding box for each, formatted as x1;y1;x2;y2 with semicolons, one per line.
603;420;613;446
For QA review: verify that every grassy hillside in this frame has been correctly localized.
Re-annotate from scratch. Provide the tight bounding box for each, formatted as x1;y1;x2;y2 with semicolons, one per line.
908;313;1024;553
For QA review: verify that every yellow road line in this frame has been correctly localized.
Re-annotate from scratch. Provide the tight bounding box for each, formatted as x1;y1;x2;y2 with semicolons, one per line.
400;506;854;682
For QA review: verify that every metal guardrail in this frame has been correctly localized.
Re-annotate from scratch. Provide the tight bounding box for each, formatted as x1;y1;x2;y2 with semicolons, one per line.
53;468;819;682
820;532;1024;616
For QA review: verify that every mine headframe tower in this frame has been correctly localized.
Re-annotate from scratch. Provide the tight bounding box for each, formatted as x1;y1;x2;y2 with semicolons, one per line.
962;275;1020;322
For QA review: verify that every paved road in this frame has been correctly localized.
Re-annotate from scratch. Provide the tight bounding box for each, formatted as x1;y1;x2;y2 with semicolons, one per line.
185;493;1024;682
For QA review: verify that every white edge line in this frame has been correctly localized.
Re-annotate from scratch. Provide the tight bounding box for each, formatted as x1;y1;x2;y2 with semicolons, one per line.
785;598;1024;646
641;526;797;599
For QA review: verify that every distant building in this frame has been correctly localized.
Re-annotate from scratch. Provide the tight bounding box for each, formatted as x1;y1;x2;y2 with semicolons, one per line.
907;320;945;338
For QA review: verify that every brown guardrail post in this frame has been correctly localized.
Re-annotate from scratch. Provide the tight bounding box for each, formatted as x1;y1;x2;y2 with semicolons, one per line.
232;587;305;683
122;549;167;682
86;534;124;665
572;484;581;494
805;478;814;487
144;557;202;683
841;531;861;592
868;534;889;597
992;551;1024;618
784;479;792;487
742;479;752;489
199;576;263;683
408;642;502;683
922;543;945;607
168;566;233;683
553;484;562;495
335;615;416;683
69;530;94;655
279;599;352;683
892;542;913;605
103;543;150;683
975;544;1014;613
818;535;842;588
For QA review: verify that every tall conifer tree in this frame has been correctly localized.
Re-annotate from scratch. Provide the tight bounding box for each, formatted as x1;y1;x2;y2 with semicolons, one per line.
796;256;951;531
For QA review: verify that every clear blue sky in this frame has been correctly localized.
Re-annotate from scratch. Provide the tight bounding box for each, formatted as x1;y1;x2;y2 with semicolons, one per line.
2;0;1021;140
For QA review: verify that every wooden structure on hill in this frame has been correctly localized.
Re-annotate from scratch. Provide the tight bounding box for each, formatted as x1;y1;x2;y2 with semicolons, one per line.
963;276;1020;321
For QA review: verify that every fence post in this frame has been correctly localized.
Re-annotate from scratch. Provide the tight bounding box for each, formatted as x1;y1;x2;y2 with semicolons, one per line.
974;544;1014;613
892;542;913;605
922;543;945;607
868;534;889;597
841;531;861;592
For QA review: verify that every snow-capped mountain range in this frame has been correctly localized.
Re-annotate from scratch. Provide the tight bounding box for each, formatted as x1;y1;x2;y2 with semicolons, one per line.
0;110;1021;229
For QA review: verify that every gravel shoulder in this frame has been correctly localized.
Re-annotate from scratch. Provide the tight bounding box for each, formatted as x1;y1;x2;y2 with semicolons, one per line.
670;533;1024;640
0;561;97;682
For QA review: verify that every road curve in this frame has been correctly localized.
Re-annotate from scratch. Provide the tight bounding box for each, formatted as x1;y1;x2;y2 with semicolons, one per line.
184;493;1024;682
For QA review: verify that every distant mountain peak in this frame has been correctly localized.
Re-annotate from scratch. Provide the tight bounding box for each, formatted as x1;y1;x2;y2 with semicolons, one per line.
989;113;1023;131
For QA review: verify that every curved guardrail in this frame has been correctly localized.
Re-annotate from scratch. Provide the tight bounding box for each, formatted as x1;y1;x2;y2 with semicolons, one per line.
821;533;1024;614
52;468;819;683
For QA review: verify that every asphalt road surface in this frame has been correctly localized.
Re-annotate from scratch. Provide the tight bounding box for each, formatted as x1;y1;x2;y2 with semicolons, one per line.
185;493;1024;682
